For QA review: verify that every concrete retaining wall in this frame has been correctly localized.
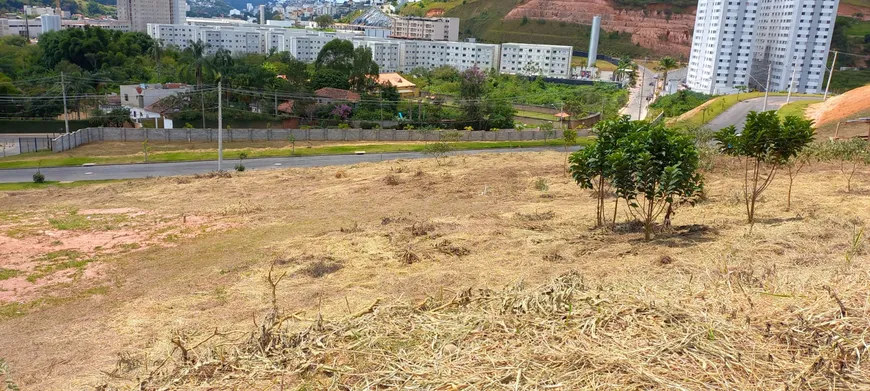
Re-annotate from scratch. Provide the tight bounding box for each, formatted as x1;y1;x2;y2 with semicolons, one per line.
52;127;573;153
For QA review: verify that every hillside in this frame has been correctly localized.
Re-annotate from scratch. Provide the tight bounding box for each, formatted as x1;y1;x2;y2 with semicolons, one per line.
405;0;870;57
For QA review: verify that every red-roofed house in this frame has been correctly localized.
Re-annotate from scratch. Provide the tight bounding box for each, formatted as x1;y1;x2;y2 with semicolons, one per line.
314;88;361;105
277;100;296;114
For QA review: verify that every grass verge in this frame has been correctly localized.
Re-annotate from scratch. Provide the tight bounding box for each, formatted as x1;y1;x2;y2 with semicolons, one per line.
0;140;584;169
0;180;122;191
777;99;817;119
670;92;821;128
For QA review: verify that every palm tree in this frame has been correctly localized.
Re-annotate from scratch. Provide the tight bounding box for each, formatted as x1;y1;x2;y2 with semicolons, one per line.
148;39;165;80
182;40;212;88
615;56;638;86
656;56;679;94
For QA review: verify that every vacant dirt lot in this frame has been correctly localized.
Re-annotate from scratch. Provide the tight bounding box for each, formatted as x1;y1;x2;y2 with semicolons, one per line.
0;151;868;390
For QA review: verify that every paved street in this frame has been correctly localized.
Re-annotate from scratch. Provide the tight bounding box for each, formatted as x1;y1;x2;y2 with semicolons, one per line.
0;146;579;183
620;65;657;121
707;96;822;132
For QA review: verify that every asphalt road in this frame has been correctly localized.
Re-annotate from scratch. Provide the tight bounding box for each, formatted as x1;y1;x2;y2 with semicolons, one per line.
0;146;579;183
619;65;657;121
707;96;822;132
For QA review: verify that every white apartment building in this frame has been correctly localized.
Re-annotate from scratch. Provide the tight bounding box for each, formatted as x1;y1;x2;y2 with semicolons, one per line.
390;16;459;42
0;18;42;38
687;0;839;95
147;24;580;78
750;0;838;93
399;40;501;72
499;43;573;78
118;0;186;32
687;0;758;94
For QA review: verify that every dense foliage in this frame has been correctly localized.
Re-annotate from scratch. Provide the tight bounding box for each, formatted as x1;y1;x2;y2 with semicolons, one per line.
406;65;628;117
570;117;704;240
0;27;629;130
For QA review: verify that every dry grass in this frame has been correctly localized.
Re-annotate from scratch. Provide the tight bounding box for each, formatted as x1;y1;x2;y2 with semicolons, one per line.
0;152;868;390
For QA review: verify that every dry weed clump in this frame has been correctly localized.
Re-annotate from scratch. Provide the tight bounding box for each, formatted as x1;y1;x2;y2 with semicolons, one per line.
193;171;232;179
219;201;263;216
334;170;346;178
103;271;870;390
434;239;470;256
383;174;400;186
298;259;343;278
515;210;556;221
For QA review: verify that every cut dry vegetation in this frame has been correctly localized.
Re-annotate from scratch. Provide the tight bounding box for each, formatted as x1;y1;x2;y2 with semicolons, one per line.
0;151;868;390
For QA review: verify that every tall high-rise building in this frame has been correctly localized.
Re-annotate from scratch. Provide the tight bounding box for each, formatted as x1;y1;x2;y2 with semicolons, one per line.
687;0;839;95
117;0;186;32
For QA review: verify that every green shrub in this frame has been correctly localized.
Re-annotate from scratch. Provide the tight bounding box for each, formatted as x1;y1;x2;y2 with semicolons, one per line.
33;171;45;183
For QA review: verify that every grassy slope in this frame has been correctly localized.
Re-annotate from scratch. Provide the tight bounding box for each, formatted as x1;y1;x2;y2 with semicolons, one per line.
0;140;585;169
777;100;817;119
670;92;821;127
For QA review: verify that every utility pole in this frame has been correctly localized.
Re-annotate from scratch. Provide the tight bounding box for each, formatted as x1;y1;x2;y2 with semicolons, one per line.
786;63;797;104
823;51;838;101
762;63;772;112
218;79;223;171
61;72;69;133
637;69;645;120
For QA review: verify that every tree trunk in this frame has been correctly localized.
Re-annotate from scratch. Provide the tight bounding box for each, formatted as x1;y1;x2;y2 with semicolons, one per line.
643;198;654;241
787;176;794;211
612;198;619;225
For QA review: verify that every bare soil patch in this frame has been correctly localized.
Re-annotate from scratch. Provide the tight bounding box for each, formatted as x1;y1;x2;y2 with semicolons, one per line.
806;84;870;129
0;152;867;390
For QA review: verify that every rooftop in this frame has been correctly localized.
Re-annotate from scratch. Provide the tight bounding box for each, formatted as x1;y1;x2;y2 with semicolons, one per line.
314;87;361;102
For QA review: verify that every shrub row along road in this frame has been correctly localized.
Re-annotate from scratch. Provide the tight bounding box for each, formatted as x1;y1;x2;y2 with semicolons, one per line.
0;146;580;183
707;96;822;132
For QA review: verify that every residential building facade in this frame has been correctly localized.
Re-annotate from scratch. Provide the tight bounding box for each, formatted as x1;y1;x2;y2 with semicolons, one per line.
146;23;568;78
117;0;186;32
687;0;839;95
120;83;191;108
390;16;458;41
499;43;573;78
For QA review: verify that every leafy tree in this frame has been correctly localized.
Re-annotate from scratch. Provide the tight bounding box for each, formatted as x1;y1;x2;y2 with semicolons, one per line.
349;47;379;92
315;14;334;29
459;66;487;129
648;90;713;117
484;100;516;129
181;40;212;88
569;116;634;227
312;68;351;90
713;112;814;224
315;39;354;76
608;123;704;240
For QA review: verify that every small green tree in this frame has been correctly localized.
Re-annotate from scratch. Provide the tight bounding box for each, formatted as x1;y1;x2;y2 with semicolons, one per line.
714;112;814;224
314;14;334;29
783;143;818;210
422;142;453;166
609;123;704;240
735;85;748;102
539;121;555;140
569;116;634;227
142;138;151;163
562;128;577;175
287;134;296;155
235;152;247;172
819;138;869;192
